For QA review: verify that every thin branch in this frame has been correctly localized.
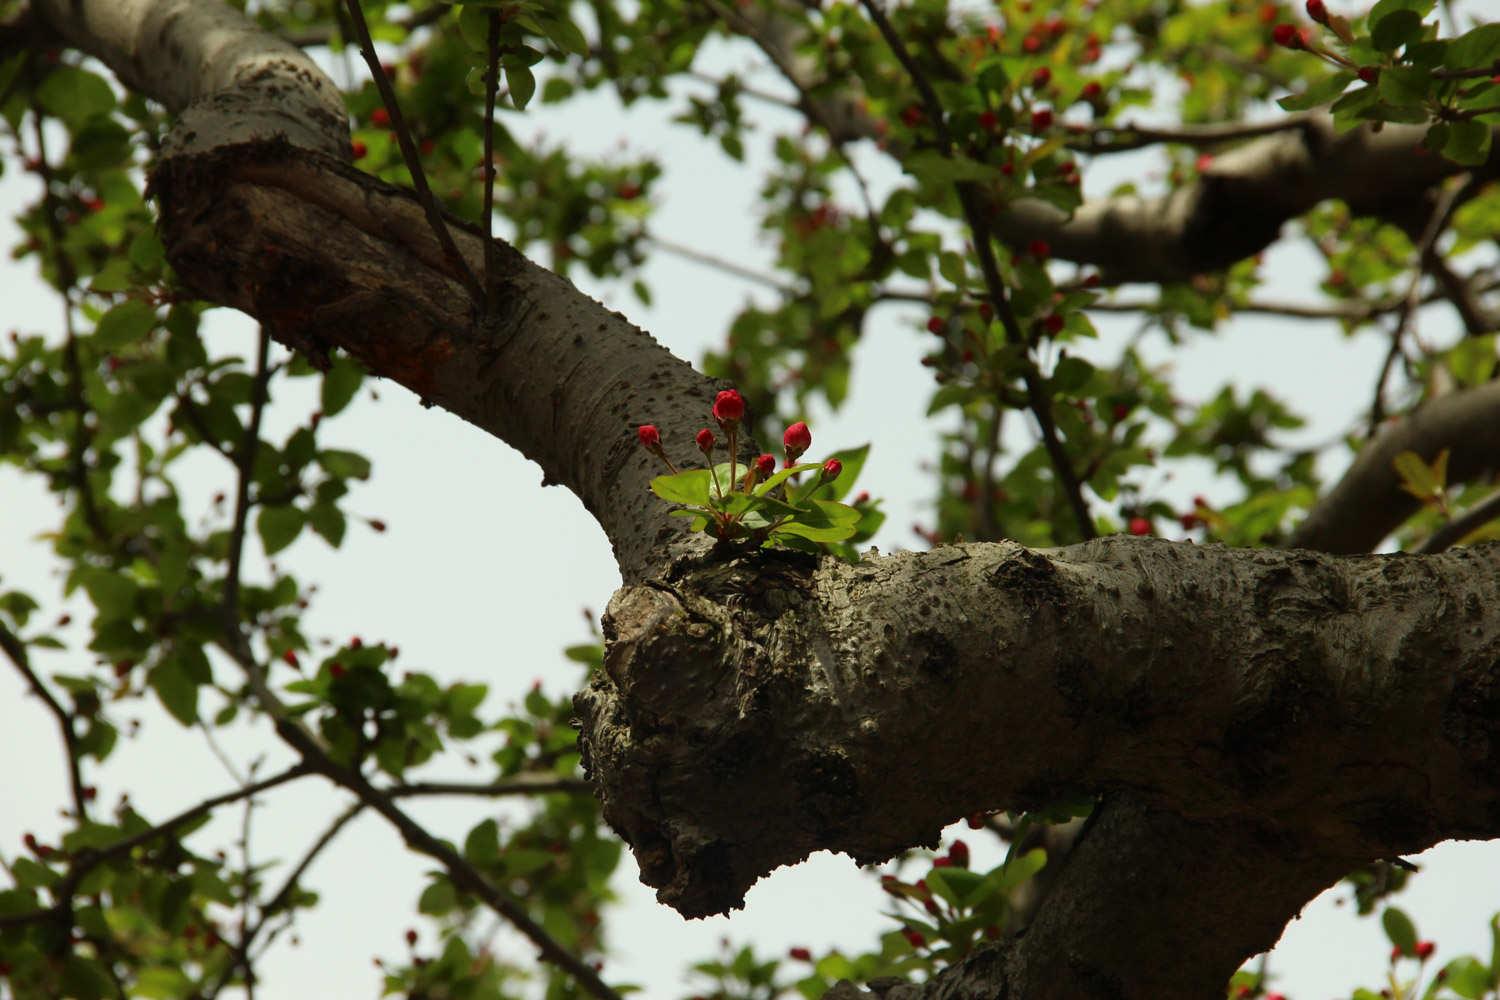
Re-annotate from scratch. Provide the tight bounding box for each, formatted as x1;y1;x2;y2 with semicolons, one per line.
0;763;312;931
210;629;622;1000
282;4;447;48
204;801;365;1000
224;327;272;634
31;105;109;547
340;0;482;302
388;775;593;798
0;623;90;820
1068;114;1317;154
1417;489;1500;554
482;11;499;315
1368;173;1477;432
858;0;1095;541
646;234;796;292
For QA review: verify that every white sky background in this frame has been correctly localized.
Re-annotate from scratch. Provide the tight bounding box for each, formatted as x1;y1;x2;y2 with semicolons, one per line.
2;10;1499;1000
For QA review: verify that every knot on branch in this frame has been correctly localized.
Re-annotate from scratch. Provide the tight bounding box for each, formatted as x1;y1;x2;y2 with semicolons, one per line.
574;560;946;917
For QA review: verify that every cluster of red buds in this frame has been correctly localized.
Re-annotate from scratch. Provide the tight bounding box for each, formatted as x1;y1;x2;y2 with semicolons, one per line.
636;391;842;492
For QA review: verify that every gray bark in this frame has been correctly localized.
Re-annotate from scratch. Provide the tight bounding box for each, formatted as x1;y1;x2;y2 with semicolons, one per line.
577;539;1500;995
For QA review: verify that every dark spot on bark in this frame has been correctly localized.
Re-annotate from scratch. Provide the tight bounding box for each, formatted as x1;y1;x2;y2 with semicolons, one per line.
793;750;861;836
911;628;956;680
985;547;1064;616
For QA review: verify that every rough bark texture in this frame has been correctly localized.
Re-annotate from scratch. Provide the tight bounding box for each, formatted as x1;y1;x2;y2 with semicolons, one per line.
576;539;1500;992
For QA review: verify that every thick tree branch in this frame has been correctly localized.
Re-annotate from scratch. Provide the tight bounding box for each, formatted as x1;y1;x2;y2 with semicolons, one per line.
575;540;1500;973
36;0;726;581
1291;382;1500;553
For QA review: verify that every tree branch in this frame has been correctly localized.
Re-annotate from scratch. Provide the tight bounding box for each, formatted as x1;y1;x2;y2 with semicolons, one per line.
577;539;1500;996
0;763;311;932
0;623;90;821
1290;381;1500;553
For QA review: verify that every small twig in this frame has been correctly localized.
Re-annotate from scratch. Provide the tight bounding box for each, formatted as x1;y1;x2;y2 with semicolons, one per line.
204;801;365;1000
1368;174;1478;433
0;624;90;821
32;105;109;546
389;775;593;798
0;764;312;932
224;327;272;639
1068;114;1317;154
647;234;794;292
482;10;500;315
340;0;482;302
1417;489;1500;554
858;0;1094;540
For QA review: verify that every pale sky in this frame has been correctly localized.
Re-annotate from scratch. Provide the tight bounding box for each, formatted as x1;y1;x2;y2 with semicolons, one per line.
1;19;1497;1000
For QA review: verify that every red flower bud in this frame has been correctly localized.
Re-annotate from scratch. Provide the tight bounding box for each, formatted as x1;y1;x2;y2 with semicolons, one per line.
926;316;946;334
1416;940;1435;960
712;389;745;425
282;649;300;668
351;140;368;159
370;106;391;127
788;947;813;962
1128;517;1152;536
1271;23;1303;48
1042;313;1065;334
821;458;843;482
1080;81;1102;100
1030;107;1054;131
947;839;970;867
978;109;998;130
755;453;775;477
902;929;925;948
329;662;347;678
1358;66;1379;83
1032;67;1052;87
696;428;716;453
783;421;812;463
1305;0;1328;23
637;424;661;449
1028;239;1051;259
931;856;952;868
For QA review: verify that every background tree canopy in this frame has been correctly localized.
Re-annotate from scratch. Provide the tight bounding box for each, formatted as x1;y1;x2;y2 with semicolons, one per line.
1;0;1499;998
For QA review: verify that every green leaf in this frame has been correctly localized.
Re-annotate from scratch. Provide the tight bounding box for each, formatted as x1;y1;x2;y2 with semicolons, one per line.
318;449;372;480
418;877;457;916
507;64;536;110
94;300;158;349
1051;356;1095;394
148;658;199;725
1444;22;1500;68
1440;957;1492;1000
320;356;364;416
36;66;116;126
905;150;1003;185
1377;66;1428;106
819;445;870;502
257;504;306;555
651;468;714;505
306;502;346;548
464;818;501;865
1277;71;1356;111
1382;906;1418;954
1371;9;1425;53
1443;120;1493;167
